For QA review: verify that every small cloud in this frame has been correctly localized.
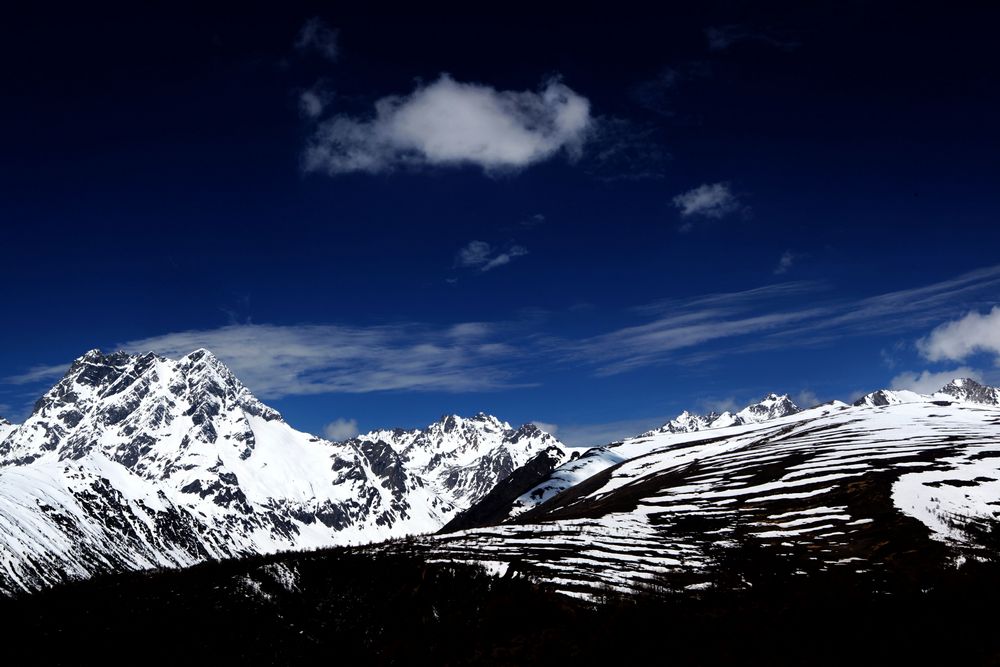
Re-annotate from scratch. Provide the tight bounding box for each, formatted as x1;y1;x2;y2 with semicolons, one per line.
456;240;492;268
323;417;359;440
918;306;1000;365
773;250;796;275
890;367;983;394
794;389;819;408
530;421;559;436
303;74;592;176
299;90;324;118
455;241;528;272
521;213;546;228
672;182;741;220
706;25;799;52
298;86;336;119
483;247;528;271
295;17;339;62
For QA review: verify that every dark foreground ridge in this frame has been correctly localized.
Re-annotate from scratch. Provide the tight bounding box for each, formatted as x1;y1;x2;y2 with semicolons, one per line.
4;535;1000;665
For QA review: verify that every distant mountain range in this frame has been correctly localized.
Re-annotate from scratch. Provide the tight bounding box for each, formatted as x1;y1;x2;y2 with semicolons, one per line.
2;349;999;601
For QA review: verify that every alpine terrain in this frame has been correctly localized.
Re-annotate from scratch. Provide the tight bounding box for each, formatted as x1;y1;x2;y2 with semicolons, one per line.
0;349;568;595
389;382;1000;599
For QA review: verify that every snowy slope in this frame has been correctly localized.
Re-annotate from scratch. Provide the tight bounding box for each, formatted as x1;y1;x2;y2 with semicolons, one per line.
412;387;1000;599
510;393;806;519
0;349;566;594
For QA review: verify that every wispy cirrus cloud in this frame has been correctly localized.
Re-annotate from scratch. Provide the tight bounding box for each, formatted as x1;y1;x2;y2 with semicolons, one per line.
303;75;592;176
117;322;528;399
567;265;1000;376
6;267;1000;401
2;362;72;386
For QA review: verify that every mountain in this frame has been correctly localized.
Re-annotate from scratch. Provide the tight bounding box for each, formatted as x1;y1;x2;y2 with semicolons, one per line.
415;385;1000;599
642;393;801;436
0;349;567;595
853;377;1000;407
492;392;806;521
938;377;1000;405
348;415;569;510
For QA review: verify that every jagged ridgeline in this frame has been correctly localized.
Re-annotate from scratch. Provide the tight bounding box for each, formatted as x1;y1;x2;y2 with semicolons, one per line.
0;349;569;595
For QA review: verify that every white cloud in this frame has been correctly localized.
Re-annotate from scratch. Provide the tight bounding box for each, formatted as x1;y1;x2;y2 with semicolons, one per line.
303;74;592;175
456;241;492;268
918;306;1000;365
117;322;523;399
456;241;528;272
295;17;339;62
323;418;359;441
672;182;740;219
299;91;325;118
773;250;796;275
794;390;820;408
530;421;559;436
890;367;982;394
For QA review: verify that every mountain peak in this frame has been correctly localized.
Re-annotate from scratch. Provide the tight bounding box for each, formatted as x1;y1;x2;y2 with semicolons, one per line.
736;393;800;423
645;392;800;437
938;378;999;405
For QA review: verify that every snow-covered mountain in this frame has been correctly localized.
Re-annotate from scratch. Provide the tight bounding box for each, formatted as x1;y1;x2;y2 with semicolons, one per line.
410;387;1000;599
853;378;1000;407
0;349;567;595
349;415;568;510
642;393;801;436
486;381;1000;526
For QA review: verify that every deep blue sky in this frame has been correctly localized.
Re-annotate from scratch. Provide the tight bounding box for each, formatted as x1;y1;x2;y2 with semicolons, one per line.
3;2;1000;445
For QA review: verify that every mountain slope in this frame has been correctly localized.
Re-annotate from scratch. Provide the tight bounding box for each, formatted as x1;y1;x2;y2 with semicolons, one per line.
0;349;566;594
412;385;1000;599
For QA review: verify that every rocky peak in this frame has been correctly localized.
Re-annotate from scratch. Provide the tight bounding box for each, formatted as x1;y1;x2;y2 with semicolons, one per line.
736;393;800;423
938;378;1000;405
853;389;898;407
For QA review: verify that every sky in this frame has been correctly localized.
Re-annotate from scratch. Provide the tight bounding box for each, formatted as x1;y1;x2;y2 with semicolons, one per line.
2;2;1000;445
